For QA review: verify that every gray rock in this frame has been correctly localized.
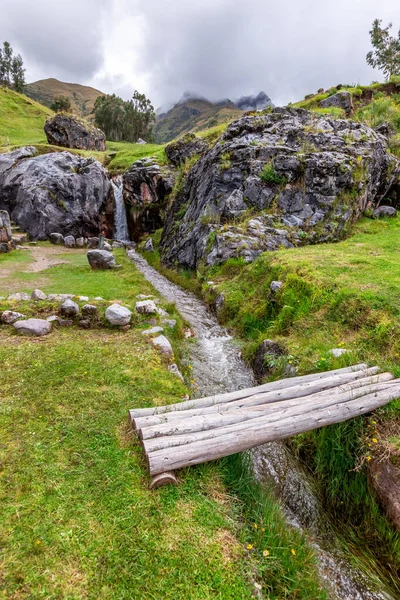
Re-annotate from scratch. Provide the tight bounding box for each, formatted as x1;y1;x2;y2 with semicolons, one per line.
103;241;112;252
78;319;91;329
64;235;75;248
215;294;225;314
137;138;147;144
112;241;125;249
75;237;85;248
105;303;132;326
44;114;106;151
49;233;64;245
330;348;349;358
270;281;283;293
31;289;47;301
87;237;100;249
168;363;184;382
1;310;26;324
0;148;113;241
136;294;154;299
82;304;98;316
151;335;173;359
8;292;30;301
164;319;177;329
253;339;286;383
165;133;208;166
0;242;10;253
77;296;89;302
60;299;80;317
156;307;169;317
14;318;52;336
94;296;104;301
373;206;397;218
135;300;158;315
47;293;75;302
142;326;164;336
0;210;12;242
46;315;73;327
144;238;154;252
87;250;116;270
319;91;353;114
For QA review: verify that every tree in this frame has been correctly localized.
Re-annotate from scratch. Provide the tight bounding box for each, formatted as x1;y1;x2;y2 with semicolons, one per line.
366;19;400;80
93;91;155;142
0;41;25;91
50;95;72;112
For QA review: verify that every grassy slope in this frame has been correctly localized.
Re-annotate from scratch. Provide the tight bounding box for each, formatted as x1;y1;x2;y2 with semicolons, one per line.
25;78;104;117
0;247;326;599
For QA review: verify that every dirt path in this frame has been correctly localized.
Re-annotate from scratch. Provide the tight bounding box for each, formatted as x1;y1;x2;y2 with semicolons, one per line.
22;245;70;272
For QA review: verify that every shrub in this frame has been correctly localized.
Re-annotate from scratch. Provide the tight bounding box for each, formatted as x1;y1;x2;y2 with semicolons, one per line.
260;162;287;185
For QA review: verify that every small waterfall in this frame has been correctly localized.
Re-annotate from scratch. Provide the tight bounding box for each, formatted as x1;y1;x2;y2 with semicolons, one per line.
112;177;129;241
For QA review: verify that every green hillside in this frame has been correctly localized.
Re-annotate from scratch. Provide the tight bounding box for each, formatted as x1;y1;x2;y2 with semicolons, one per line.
25;78;104;117
0;86;53;146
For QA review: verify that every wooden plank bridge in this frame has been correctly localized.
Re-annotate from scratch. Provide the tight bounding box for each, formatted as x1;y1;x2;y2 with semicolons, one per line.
129;364;400;488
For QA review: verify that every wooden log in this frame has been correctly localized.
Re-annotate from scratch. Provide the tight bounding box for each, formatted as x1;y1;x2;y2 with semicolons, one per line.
143;380;400;453
129;363;369;422
149;471;178;489
133;367;380;430
147;386;400;475
140;374;395;441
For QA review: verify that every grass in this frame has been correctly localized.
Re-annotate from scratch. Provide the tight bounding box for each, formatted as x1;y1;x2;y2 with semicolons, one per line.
0;245;327;599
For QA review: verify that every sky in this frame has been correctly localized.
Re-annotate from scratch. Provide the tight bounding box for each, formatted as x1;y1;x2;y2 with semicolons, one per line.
1;0;400;108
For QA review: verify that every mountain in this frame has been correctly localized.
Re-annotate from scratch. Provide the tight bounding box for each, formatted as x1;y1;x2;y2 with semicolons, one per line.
25;78;105;117
154;91;272;143
0;86;53;147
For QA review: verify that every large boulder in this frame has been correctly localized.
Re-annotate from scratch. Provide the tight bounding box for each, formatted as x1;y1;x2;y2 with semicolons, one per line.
319;91;353;115
165;133;208;166
160;107;400;269
0;148;113;240
122;159;174;241
44;114;106;151
14;318;52;336
87;249;116;270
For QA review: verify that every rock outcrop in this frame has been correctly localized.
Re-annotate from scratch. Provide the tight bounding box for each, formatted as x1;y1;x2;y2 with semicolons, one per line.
165;133;208;166
122;159;174;240
160;107;400;269
44;114;106;151
319;91;353;115
0;147;113;240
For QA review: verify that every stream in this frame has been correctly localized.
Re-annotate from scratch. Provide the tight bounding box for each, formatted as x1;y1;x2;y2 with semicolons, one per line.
129;249;393;600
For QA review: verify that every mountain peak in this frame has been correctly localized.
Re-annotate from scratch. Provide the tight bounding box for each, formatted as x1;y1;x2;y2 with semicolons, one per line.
235;91;272;111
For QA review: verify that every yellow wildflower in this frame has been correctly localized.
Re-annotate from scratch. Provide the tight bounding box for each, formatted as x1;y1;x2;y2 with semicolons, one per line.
35;540;41;545
372;438;378;443
366;456;372;462
247;544;253;550
291;548;296;556
254;523;258;529
263;549;270;557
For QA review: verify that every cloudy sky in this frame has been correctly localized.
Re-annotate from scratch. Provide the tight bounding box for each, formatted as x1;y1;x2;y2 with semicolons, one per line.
2;0;400;108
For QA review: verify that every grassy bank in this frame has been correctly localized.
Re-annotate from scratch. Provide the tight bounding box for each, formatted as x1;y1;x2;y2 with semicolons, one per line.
0;246;326;599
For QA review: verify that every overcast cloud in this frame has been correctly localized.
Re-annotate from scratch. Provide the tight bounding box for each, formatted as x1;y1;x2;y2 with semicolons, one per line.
1;0;400;107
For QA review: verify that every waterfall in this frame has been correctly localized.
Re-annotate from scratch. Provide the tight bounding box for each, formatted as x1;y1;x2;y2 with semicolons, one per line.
112;177;129;241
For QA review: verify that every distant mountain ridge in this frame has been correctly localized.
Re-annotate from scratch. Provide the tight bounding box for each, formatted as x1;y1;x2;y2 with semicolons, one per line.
154;91;272;143
25;78;105;117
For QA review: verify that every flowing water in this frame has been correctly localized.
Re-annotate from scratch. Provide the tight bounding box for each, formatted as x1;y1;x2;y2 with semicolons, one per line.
129;249;393;600
112;178;129;241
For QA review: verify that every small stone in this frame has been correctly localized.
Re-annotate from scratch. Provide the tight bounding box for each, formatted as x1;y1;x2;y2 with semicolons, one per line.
112;241;124;249
373;206;397;218
142;326;164;336
87;249;116;270
151;335;173;360
47;316;72;326
146;318;158;326
77;296;89;302
60;299;80;317
120;324;131;331
14;318;52;336
49;233;64;245
156;307;169;317
7;292;30;301
330;348;349;358
94;296;104;301
168;363;184;382
78;319;91;329
105;303;132;326
0;243;10;253
270;281;283;293
47;293;75;302
82;304;98;316
47;315;60;324
144;238;154;252
75;237;85;248
64;235;76;248
31;289;47;301
164;319;177;329
87;237;99;248
136;300;158;315
103;241;112;252
1;310;26;324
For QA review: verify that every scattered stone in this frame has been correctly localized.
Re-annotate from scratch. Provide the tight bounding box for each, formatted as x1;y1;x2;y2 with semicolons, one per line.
46;315;60;324
44;113;106;151
47;315;73;327
47;293;75;302
64;235;76;248
0;243;9;253
136;294;154;300
94;296;104;301
31;289;47;301
87;237;99;249
82;304;98;316
78;319;91;329
75;237;85;248
120;324;131;331
87;249;116;270
168;363;184;382
137;138;147;145
330;348;349;358
215;294;225;314
270;281;283;293
14;318;52;336
164;319;177;329
144;238;154;252
8;292;30;301
284;364;297;377
156;307;169;317
78;296;89;302
142;326;164;336
105;303;132;326
60;299;80;317
146;318;158;326
112;241;125;249
151;335;173;359
103;241;112;252
373;206;397;218
253;339;286;383
1;310;26;324
135;300;158;315
49;233;64;245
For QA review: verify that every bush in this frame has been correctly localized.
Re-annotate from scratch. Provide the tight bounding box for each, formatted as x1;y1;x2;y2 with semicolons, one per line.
260;162;287;185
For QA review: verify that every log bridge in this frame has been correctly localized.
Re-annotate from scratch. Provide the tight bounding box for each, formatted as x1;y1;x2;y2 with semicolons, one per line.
129;364;400;488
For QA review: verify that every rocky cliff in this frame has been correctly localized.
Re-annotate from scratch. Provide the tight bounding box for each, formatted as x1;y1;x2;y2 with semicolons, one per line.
160;107;400;269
